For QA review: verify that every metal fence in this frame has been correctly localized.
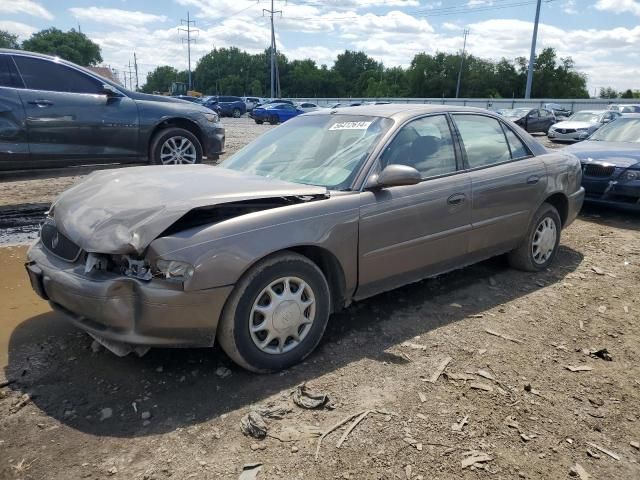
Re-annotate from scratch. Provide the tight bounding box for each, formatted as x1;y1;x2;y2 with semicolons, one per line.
288;97;638;112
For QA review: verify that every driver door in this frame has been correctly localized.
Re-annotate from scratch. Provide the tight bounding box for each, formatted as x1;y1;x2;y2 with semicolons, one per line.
356;114;472;299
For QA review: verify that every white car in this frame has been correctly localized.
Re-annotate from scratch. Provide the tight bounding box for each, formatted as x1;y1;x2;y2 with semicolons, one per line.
548;110;621;142
297;102;320;112
607;104;640;114
243;97;264;111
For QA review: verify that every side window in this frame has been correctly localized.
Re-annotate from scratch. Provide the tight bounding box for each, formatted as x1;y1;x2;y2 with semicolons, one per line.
529;110;540;118
381;115;457;179
0;55;22;88
501;124;531;160
453;114;512;168
13;56;101;94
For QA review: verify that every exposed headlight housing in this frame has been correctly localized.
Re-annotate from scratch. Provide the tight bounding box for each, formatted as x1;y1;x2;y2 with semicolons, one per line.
203;112;219;123
622;170;639;181
156;259;195;281
576;127;589;131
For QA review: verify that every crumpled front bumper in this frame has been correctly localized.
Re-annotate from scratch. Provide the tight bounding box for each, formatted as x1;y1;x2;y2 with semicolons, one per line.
25;241;233;347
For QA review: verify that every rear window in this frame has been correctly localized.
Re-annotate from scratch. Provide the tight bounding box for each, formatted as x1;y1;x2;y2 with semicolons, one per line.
0;55;22;88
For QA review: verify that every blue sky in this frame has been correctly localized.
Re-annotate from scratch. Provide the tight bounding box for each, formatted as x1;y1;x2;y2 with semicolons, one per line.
2;0;639;95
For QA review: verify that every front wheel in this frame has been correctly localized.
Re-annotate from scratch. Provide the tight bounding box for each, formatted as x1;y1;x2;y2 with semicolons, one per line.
149;128;203;165
268;115;279;125
217;252;331;373
255;119;263;125
508;203;561;272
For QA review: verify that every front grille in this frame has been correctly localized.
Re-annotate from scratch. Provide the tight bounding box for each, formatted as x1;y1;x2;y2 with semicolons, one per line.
557;128;576;134
583;164;615;178
41;222;82;262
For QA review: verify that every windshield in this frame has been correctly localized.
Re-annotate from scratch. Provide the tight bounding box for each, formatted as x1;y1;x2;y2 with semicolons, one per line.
569;112;600;123
589;118;640;143
222;114;393;189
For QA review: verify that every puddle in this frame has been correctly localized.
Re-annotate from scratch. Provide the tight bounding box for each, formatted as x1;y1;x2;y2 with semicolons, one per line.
0;245;50;370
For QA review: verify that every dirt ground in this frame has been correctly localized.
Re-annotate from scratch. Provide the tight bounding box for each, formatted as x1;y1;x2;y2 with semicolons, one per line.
0;119;639;480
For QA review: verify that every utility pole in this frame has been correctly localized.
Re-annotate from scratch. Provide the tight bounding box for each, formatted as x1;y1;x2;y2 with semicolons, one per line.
264;0;282;99
179;12;197;91
128;60;133;92
133;52;139;91
524;0;542;99
455;28;469;99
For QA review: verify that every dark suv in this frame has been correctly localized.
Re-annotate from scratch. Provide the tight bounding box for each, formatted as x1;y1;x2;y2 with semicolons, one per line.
0;49;225;170
202;96;246;118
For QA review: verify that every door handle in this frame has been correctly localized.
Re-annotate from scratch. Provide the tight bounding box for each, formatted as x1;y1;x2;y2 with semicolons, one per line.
526;175;540;185
28;99;53;107
447;193;466;206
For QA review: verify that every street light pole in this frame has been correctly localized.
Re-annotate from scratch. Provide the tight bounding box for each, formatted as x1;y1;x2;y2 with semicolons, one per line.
524;0;542;99
455;29;469;99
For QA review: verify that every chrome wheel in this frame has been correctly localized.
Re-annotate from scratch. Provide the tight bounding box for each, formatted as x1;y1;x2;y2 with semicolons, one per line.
532;216;557;264
160;136;197;164
249;277;316;355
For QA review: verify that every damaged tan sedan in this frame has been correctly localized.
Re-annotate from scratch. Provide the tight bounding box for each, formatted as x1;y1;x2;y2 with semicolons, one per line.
25;105;585;372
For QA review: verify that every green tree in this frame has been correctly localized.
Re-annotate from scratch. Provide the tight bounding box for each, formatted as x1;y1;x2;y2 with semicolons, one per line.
142;66;187;93
22;28;102;66
0;30;19;49
599;87;619;99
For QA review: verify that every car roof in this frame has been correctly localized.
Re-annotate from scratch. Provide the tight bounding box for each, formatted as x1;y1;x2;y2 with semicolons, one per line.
304;104;502;121
575;110;606;114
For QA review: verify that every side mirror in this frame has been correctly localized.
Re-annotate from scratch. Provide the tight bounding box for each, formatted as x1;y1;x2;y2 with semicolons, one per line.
101;84;122;97
366;164;421;189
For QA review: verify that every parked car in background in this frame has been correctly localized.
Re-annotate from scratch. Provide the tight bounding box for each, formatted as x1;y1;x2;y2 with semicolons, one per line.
502;108;556;134
243;97;263;111
564;114;640;210
202;96;246;118
249;99;296;118
252;103;304;124
607;104;640;114
0;49;225;170
548;110;621;142
25;105;584;372
297;102;320;112
544;103;573;119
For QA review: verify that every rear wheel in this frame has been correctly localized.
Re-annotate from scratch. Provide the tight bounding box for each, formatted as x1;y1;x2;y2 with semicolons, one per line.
508;203;561;272
149;128;202;165
268;115;279;125
217;252;331;373
232;108;242;118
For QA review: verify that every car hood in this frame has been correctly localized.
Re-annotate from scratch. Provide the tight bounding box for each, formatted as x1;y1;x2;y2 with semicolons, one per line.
552;121;596;129
51;165;327;255
563;141;640;169
504;115;525;121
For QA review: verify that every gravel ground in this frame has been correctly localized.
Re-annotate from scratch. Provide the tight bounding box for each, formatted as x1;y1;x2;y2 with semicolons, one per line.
1;119;639;480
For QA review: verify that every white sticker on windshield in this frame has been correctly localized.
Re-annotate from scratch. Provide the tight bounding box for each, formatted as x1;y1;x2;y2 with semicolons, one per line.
329;121;373;131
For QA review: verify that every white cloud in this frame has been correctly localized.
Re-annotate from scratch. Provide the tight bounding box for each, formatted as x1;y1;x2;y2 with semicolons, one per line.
0;0;53;20
0;21;38;40
595;0;640;16
69;7;168;27
562;0;578;14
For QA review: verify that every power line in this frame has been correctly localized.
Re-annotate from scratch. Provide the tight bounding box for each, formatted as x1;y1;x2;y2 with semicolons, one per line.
179;11;198;91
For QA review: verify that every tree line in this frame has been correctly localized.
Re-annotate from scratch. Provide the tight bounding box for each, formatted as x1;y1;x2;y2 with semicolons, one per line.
144;46;590;99
0;26;617;99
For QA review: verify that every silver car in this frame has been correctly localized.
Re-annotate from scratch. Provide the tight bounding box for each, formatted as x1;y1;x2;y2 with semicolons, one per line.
25;105;585;372
548;110;621;142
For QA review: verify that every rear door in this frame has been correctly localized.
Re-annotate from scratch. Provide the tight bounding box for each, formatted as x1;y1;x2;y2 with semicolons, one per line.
357;114;472;299
452;113;547;257
13;54;139;167
0;54;29;170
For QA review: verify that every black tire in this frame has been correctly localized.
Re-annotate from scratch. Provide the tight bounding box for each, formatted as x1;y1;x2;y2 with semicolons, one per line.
149;127;203;165
217;252;331;373
508;203;562;272
232;108;242;118
255;119;263;125
268;115;279;125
